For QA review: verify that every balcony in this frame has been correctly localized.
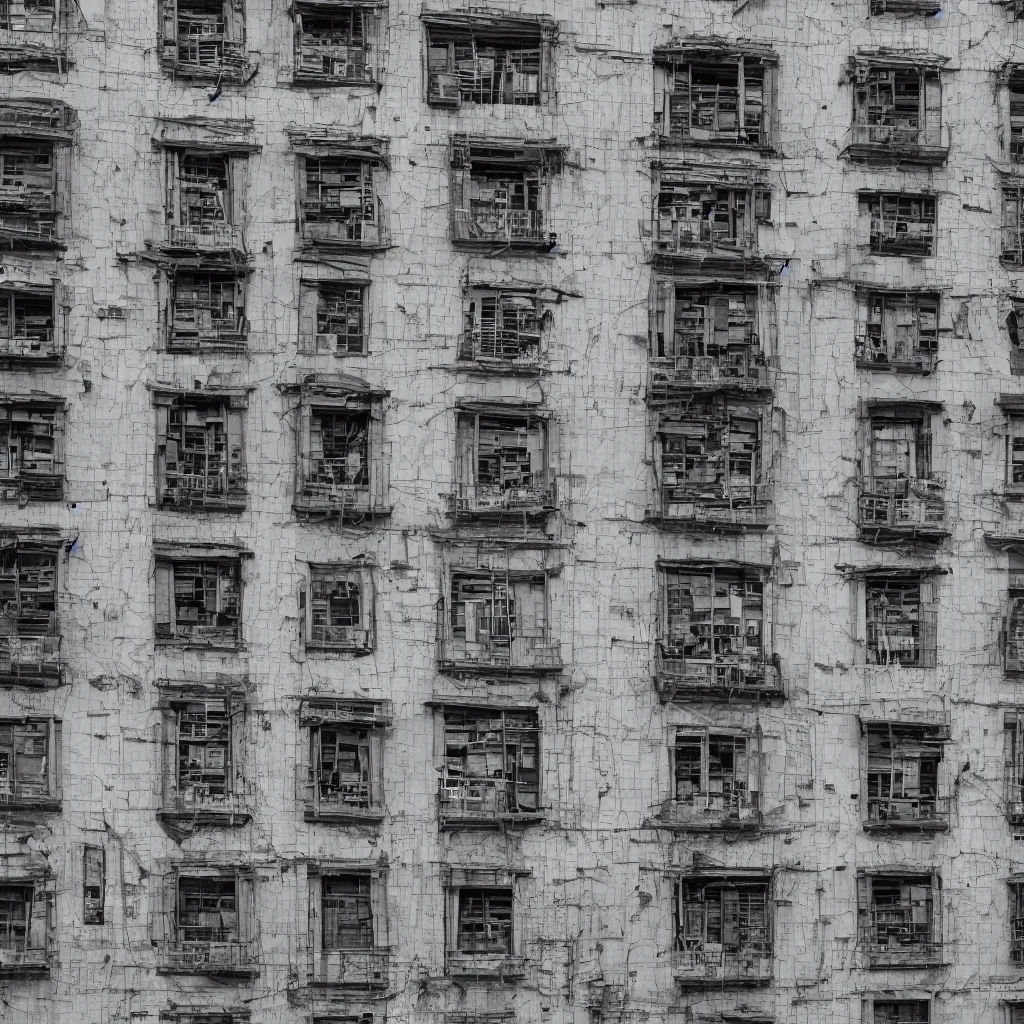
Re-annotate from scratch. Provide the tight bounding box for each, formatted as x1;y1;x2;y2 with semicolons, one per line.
655;794;760;833
858;483;947;543
448;478;556;521
439;633;562;675
0;631;61;687
649;484;771;531
840;123;949;166
159;790;252;828
0;944;50;975
157;939;259;977
862;938;943;969
855;333;936;373
0;327;59;365
655;647;782;702
648;355;770;399
308;947;391;988
451;209;550;250
0;187;57;248
439;778;542;829
304;782;384;824
165;221;245;254
864;796;950;833
0;779;60;811
672;948;772;987
458;327;543;373
300;205;389;251
170;37;250;82
294;461;388;520
445;952;526;979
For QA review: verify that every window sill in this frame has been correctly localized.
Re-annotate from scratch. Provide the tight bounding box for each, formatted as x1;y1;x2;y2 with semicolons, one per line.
154;637;244;652
439;809;544;830
303;805;385;825
862;817;949;834
159;495;248;514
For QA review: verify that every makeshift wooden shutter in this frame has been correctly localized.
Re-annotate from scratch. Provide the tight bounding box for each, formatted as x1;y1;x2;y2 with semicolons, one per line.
51;279;66;355
228;156;245;231
298;399;312;495
654;279;674;357
368;398;386;508
371;164;388;245
924;72;942;141
449;161;470;237
28;880;51;952
159;0;178;61
764;63;779;150
298;568;309;645
295;720;315;811
363;569;376;645
369;727;384;808
433;708;447;774
159;706;176;802
295;156;307;235
930;873;942;947
47;718;61;802
760;727;786;813
545;416;558;484
856;873;870;944
918;578;938;668
225;0;245;48
165;150;179;226
154;399;170;500
370;863;388;945
237;872;255;947
52;405;65;481
538;33;552;108
154;561;174;636
852;579;867;664
307;869;319;955
936;737;953;810
754;188;771;223
229;696;246;798
455;412;476;493
226;401;245;494
678;889;706;948
151;870;176;946
297;281;319;354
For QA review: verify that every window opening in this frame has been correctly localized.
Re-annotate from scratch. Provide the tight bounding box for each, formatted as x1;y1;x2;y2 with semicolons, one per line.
321;874;373;950
456;888;513;953
83;846;104;925
865;723;943;824
862;194;936;256
177;876;237;943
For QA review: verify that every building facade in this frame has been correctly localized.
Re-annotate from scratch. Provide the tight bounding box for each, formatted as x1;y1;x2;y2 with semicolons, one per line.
1;0;1023;1022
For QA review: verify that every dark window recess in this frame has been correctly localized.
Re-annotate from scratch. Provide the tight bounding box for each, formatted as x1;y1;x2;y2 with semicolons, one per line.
0;548;56;639
0;287;56;360
872;1002;930;1024
441;708;540;818
461;289;542;366
658;58;771;147
426;22;543;106
83;846;104;925
310;409;367;486
0;401;63;499
1009;416;1024;489
1003;186;1024;265
177;877;237;943
301;157;383;247
304;565;371;650
294;3;375;85
178;153;229;229
155;558;241;647
322;874;373;950
865;723;945;825
857;874;938;959
864;577;937;667
1014;881;1024;962
856;293;938;370
456;888;513;953
170;271;245;351
0;143;57;245
1008;562;1024;672
861;193;936;256
318;284;365;354
675;878;770;956
156;396;245;509
316;725;373;810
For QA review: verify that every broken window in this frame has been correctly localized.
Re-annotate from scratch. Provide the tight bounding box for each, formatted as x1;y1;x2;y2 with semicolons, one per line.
449;138;560;249
0;718;60;807
297;281;366;355
857;872;941;965
168;269;246;352
855;292;938;371
293;379;388;517
425;17;551;107
0;285;58;361
868;1002;930;1024
654;47;778;149
439;707;540;823
674;876;771;982
299;156;387;250
0;882;51;966
300;563;374;651
864;722;947;828
863;575;938;666
858;403;945;537
847;63;944;156
164;149;246;251
154;556;242;647
655;396;770;524
453;409;554;517
160;0;247;79
652;283;766;387
443;569;560;672
655;183;769;254
320;874;374;950
294;2;378;85
0;399;63;500
0;544;61;685
671;730;759;821
83;846;104;925
456;888;513;953
860;193;936;256
1003;185;1024;265
460;288;543;366
155;393;246;510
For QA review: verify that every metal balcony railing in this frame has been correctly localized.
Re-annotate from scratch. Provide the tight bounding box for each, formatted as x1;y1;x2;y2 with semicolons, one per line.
855;334;936;372
295;458;386;517
308;946;390;987
654;225;757;256
301;211;388;249
658;791;760;829
865;795;950;829
174;37;248;78
166;221;245;252
0;944;49;973
656;646;781;700
305;780;383;822
157;939;257;974
161;788;250;819
858;484;947;535
0;327;58;360
654;483;771;528
0;184;55;212
842;122;949;163
155;623;240;647
860;935;942;968
648;354;769;393
449;476;556;518
0;632;61;683
672;947;772;986
439;632;562;673
445;952;527;978
452;209;549;247
459;327;542;367
308;624;371;650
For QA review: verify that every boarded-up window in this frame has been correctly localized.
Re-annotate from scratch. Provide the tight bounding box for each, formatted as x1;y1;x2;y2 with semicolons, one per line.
673;731;758;814
177;876;237;943
0;546;57;636
170;270;246;351
0;0;57;31
851;66;943;147
170;0;245;74
0;143;56;242
301;157;382;245
1004;186;1024;265
655;184;768;253
870;1001;930;1024
301;563;373;650
857;873;938;956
